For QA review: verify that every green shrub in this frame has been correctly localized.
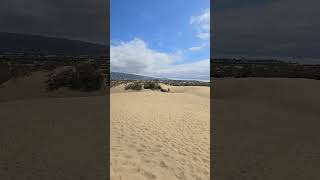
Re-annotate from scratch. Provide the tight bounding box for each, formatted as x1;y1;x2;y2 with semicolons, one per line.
125;82;142;90
46;69;74;90
46;63;104;92
70;63;104;91
143;81;160;90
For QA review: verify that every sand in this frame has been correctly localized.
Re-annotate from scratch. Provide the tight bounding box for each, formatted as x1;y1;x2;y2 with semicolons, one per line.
111;85;210;180
0;71;108;179
213;78;320;180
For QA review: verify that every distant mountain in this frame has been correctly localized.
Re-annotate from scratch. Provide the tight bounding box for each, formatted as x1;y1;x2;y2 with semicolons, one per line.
111;72;164;80
0;32;106;56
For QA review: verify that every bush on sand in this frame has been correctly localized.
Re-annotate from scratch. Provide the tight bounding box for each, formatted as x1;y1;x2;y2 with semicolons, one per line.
125;82;143;91
143;81;160;90
46;62;104;92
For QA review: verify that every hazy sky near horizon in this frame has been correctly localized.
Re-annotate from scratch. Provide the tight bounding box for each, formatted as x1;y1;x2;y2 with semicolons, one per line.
213;0;320;63
110;0;210;80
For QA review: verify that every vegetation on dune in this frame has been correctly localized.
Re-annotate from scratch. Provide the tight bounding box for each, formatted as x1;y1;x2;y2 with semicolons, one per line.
70;62;104;91
123;81;173;92
143;81;160;90
46;69;74;90
111;79;209;88
46;62;104;92
0;60;61;85
124;82;143;91
0;61;11;85
10;65;33;79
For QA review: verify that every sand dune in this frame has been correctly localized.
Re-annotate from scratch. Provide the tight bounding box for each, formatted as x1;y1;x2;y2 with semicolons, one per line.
0;70;108;179
0;96;108;179
111;85;210;180
213;78;320;180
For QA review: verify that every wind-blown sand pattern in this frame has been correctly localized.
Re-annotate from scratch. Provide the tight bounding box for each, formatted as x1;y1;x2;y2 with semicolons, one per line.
111;85;210;180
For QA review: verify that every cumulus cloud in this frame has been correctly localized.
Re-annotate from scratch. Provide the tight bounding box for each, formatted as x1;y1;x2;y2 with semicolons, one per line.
190;8;210;40
110;38;179;73
157;59;210;80
111;38;209;80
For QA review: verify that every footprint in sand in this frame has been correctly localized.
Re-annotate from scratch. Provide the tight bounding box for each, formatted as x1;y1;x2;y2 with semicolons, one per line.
193;156;199;161
128;144;135;148
140;144;146;148
173;167;186;180
162;152;169;158
202;158;209;164
137;148;144;152
159;161;168;169
124;154;133;159
138;168;157;180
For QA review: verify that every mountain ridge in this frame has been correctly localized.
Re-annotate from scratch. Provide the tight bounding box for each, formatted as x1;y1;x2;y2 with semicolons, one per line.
0;32;107;56
110;72;167;80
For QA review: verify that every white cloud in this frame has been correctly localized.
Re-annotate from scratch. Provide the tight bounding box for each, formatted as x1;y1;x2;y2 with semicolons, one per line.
156;59;210;80
110;38;177;73
189;46;202;51
190;8;210;40
111;38;209;80
189;43;207;51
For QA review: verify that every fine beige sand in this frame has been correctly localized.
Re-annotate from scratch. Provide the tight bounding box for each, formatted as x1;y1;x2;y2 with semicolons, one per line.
111;85;210;180
213;78;320;180
0;71;108;179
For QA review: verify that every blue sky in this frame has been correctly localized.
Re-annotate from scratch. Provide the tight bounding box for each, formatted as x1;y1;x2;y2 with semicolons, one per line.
110;0;210;81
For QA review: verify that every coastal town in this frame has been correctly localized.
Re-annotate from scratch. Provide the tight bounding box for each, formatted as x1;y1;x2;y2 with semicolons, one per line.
211;58;320;79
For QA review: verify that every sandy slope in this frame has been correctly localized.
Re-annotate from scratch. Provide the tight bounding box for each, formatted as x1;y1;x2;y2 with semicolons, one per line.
0;70;108;179
111;85;210;180
0;96;108;179
213;78;320;180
